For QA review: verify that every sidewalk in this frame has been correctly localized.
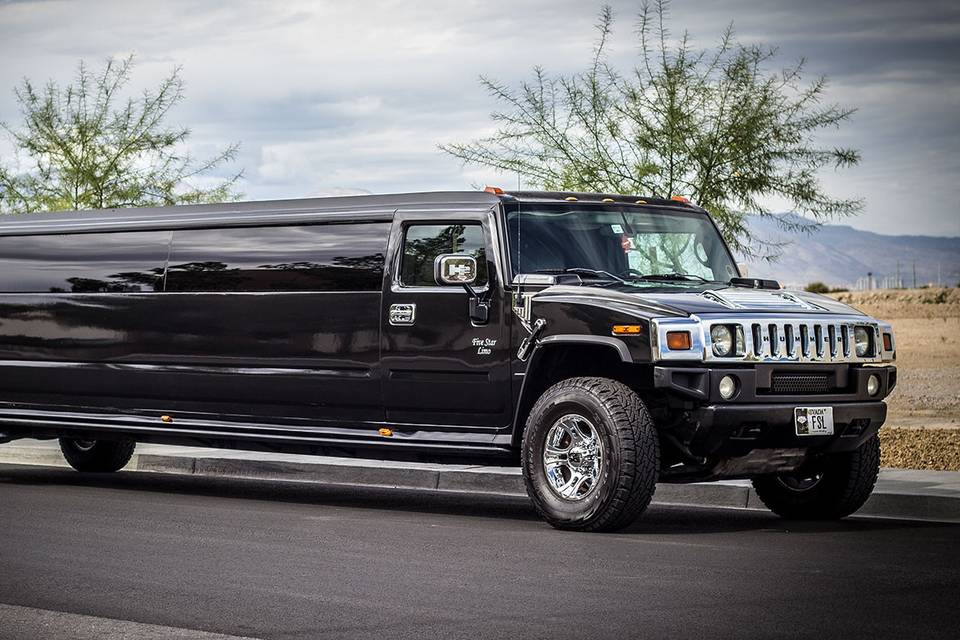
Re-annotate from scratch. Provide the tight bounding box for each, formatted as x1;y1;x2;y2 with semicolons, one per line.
2;439;958;523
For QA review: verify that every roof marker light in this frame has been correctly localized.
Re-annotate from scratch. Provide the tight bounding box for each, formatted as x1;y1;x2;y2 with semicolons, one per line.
601;198;615;203
635;200;647;204
565;196;578;201
670;195;689;203
484;186;504;195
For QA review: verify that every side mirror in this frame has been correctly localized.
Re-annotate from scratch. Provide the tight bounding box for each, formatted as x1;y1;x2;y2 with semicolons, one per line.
435;254;478;286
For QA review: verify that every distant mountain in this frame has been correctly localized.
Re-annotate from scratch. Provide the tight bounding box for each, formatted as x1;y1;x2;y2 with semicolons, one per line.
738;214;960;289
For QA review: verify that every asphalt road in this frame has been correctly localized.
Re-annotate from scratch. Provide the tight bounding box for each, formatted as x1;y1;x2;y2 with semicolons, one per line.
1;465;958;640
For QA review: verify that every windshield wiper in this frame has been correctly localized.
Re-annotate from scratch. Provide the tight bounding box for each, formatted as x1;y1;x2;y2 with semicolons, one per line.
535;268;626;283
635;273;713;283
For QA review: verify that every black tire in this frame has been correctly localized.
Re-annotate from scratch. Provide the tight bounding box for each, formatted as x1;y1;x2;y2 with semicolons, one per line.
59;437;136;473
521;377;659;532
752;434;880;520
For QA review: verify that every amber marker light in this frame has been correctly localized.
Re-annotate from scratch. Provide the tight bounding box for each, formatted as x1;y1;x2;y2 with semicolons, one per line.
484;185;504;195
670;195;689;203
378;427;394;437
612;325;642;335
883;333;893;351
160;415;173;423
666;331;692;350
564;196;578;201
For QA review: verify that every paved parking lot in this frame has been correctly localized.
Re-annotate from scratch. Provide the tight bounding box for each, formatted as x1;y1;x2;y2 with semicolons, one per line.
1;464;958;640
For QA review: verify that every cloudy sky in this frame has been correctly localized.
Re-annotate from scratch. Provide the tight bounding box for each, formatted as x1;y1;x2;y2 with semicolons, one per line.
1;0;957;236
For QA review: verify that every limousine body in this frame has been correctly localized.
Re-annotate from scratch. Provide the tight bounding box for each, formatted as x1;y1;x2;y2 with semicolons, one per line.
0;190;897;531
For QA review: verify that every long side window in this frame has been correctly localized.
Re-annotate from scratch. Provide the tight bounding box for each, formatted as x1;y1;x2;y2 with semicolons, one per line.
0;231;169;293
166;222;388;292
400;224;488;287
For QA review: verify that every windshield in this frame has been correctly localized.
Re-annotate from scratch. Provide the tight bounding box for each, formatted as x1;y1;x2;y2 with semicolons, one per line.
506;204;738;285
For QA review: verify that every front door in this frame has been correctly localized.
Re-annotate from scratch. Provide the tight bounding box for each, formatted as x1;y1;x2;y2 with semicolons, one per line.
381;211;511;431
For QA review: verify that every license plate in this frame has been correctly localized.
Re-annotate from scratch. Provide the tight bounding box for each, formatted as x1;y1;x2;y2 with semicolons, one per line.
794;406;834;436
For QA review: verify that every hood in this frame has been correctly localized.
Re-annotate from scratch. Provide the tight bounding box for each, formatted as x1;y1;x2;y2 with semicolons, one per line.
533;283;864;317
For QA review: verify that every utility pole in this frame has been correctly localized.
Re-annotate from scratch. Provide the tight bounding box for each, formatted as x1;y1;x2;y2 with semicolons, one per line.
896;261;901;289
913;260;917;289
938;262;942;288
867;271;873;290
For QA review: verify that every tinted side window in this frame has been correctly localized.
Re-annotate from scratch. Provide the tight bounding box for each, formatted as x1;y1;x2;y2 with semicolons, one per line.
166;223;388;292
0;231;169;293
401;224;488;287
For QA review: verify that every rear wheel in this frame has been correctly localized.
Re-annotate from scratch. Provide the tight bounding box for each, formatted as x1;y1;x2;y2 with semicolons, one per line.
522;377;659;532
752;434;880;520
59;437;136;473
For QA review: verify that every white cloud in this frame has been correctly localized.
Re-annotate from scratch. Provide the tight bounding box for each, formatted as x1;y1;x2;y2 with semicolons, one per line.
0;0;957;236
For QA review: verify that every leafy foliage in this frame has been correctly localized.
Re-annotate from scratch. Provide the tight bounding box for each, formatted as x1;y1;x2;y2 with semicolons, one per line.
0;56;241;213
441;1;861;257
804;281;831;294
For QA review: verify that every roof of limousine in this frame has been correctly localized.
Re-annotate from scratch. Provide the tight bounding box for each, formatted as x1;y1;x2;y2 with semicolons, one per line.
0;190;704;236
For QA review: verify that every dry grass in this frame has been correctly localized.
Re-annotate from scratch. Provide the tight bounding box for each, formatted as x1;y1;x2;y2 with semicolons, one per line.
828;288;960;470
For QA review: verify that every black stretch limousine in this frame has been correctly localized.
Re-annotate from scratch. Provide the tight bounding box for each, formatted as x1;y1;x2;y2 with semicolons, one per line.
0;190;897;531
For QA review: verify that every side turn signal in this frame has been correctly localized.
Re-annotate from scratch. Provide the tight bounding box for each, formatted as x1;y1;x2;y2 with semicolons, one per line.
666;331;692;350
612;325;642;335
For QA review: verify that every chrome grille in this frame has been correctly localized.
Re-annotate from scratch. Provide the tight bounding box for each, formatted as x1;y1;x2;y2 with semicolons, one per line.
652;314;895;364
739;319;874;363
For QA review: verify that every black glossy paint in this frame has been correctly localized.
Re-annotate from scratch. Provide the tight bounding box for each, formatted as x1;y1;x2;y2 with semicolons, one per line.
380;209;511;432
0;191;890;469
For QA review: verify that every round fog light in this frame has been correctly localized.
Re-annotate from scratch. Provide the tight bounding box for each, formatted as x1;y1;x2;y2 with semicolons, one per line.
867;374;880;397
719;375;738;400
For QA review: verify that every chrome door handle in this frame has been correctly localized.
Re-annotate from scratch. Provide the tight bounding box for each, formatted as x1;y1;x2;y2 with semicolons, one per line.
389;303;416;326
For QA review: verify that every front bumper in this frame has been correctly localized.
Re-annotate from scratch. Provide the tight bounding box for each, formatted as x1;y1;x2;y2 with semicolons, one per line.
688;400;885;456
653;364;895;457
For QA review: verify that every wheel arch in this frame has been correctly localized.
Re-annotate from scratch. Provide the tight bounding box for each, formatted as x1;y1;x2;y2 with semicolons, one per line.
511;338;641;448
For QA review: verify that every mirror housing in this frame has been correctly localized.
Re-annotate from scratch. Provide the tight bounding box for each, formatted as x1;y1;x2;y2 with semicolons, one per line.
435;254;478;286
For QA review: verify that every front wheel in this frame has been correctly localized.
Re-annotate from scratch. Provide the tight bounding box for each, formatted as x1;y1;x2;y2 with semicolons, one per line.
752;435;880;520
522;377;660;532
59;437;136;473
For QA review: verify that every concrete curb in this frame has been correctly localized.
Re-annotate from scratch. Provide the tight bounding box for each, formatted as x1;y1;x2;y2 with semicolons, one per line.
1;446;958;523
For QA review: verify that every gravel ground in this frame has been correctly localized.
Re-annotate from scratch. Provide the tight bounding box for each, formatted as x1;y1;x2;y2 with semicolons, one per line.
880;427;960;471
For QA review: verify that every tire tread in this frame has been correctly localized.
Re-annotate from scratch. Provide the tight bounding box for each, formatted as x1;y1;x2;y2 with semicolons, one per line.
522;376;659;532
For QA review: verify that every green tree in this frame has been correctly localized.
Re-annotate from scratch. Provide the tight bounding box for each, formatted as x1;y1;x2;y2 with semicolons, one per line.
441;1;861;257
0;56;241;213
804;281;831;294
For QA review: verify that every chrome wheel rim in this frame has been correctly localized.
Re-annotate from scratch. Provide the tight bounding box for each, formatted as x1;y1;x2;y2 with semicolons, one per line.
542;414;605;501
72;439;96;452
777;473;823;492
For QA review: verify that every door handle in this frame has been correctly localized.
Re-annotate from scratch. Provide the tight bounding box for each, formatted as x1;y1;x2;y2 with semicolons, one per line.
389;303;416;326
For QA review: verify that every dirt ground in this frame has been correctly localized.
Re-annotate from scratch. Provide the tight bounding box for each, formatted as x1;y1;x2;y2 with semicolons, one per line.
829;288;960;470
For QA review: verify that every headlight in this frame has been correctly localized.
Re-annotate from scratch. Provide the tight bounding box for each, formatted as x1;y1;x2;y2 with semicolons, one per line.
854;326;871;357
711;324;734;357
